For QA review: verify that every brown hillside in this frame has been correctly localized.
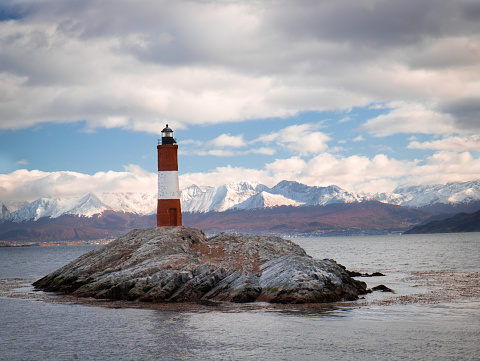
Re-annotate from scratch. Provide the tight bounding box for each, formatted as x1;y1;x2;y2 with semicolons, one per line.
0;202;430;245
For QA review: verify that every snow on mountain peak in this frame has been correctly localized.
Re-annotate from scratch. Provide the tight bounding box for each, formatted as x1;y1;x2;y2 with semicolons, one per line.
180;180;268;213
7;194;110;222
234;191;300;210
180;185;204;202
375;180;480;207
66;193;110;217
6;192;157;222
5;179;480;222
97;192;156;215
180;180;370;213
270;181;369;206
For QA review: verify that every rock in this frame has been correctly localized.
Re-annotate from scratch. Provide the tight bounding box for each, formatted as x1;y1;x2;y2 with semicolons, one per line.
346;270;386;277
372;284;394;293
33;227;368;304
369;272;386;277
346;270;363;277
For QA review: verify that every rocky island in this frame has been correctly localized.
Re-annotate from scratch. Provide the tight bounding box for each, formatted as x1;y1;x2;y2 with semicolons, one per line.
33;227;368;304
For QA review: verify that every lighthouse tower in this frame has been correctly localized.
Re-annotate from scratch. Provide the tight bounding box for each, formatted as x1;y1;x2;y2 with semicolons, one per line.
157;124;182;227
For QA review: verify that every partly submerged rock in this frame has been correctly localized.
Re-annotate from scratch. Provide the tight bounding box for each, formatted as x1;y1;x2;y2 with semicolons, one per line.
372;284;395;293
33;227;368;304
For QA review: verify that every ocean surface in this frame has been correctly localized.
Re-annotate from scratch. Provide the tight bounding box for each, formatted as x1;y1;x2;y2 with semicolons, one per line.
1;232;479;361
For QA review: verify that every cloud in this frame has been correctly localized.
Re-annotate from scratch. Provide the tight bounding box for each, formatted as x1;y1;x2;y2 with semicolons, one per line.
0;0;479;133
197;149;236;157
180;131;274;157
194;147;276;157
266;157;307;174
339;116;352;123
408;135;480;152
251;147;276;155
209;134;246;148
15;159;29;165
3;148;480;202
409;151;480;185
179;165;272;189
297;153;417;193
181;150;480;194
437;97;480;132
0;166;156;202
362;102;458;137
256;123;331;155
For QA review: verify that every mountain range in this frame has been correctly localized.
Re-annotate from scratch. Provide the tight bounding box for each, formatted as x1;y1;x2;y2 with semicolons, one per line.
1;180;480;244
2;192;157;222
373;180;480;213
3;180;480;223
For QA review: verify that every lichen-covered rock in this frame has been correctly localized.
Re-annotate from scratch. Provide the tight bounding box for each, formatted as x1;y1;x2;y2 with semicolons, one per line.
33;227;367;304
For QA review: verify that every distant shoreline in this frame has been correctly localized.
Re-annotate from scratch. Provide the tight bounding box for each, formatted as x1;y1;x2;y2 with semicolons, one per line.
0;240;111;247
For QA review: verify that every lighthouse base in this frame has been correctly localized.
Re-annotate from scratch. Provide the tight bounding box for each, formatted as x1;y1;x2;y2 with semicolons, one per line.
157;199;182;227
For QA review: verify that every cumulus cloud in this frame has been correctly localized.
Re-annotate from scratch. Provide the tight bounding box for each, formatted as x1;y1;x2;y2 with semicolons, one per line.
0;0;479;133
251;147;276;156
180;132;274;157
275;153;418;193
3;148;480;202
179;165;272;189
182;147;275;157
0;166;156;202
409;151;480;185
408;135;480;152
256;123;331;155
209;134;246;148
362;102;458;137
180;122;331;159
266;156;307;174
180;150;480;193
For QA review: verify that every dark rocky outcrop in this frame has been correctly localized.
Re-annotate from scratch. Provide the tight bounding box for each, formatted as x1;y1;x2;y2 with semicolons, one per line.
33;227;368;304
372;284;394;293
346;270;386;277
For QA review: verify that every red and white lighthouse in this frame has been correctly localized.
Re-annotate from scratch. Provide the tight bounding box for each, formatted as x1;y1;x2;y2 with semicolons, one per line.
157;124;182;227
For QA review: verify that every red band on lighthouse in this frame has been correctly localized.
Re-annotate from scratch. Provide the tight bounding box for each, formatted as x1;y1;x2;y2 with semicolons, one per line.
157;125;182;227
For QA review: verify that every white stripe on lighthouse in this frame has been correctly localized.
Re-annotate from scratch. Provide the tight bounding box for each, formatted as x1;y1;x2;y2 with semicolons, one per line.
157;171;180;199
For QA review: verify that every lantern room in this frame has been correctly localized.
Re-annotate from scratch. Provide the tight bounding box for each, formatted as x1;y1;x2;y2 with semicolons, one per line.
161;124;176;145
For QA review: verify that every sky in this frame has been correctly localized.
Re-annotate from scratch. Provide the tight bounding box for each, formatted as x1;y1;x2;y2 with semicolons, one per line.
1;0;480;202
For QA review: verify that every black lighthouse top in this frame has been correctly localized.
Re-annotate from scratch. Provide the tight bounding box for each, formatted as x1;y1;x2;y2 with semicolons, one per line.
161;124;176;145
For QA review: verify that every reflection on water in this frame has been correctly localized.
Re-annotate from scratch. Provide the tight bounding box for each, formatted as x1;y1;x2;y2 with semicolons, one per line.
1;233;479;360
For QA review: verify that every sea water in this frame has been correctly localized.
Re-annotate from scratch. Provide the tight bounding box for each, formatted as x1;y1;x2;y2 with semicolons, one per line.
1;233;479;361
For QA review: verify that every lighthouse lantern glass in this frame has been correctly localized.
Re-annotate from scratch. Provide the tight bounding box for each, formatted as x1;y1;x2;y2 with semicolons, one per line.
161;125;176;145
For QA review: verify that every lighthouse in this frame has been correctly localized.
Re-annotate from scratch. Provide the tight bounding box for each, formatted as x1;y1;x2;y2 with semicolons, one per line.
157;124;182;227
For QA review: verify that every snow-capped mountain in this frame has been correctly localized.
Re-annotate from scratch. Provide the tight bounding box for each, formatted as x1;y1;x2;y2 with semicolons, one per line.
180;180;372;213
0;201;29;219
3;179;480;223
180;184;205;203
6;192;157;222
97;192;157;215
181;181;268;213
7;179;368;221
371;180;480;208
269;181;372;206
234;191;300;210
7;194;111;222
